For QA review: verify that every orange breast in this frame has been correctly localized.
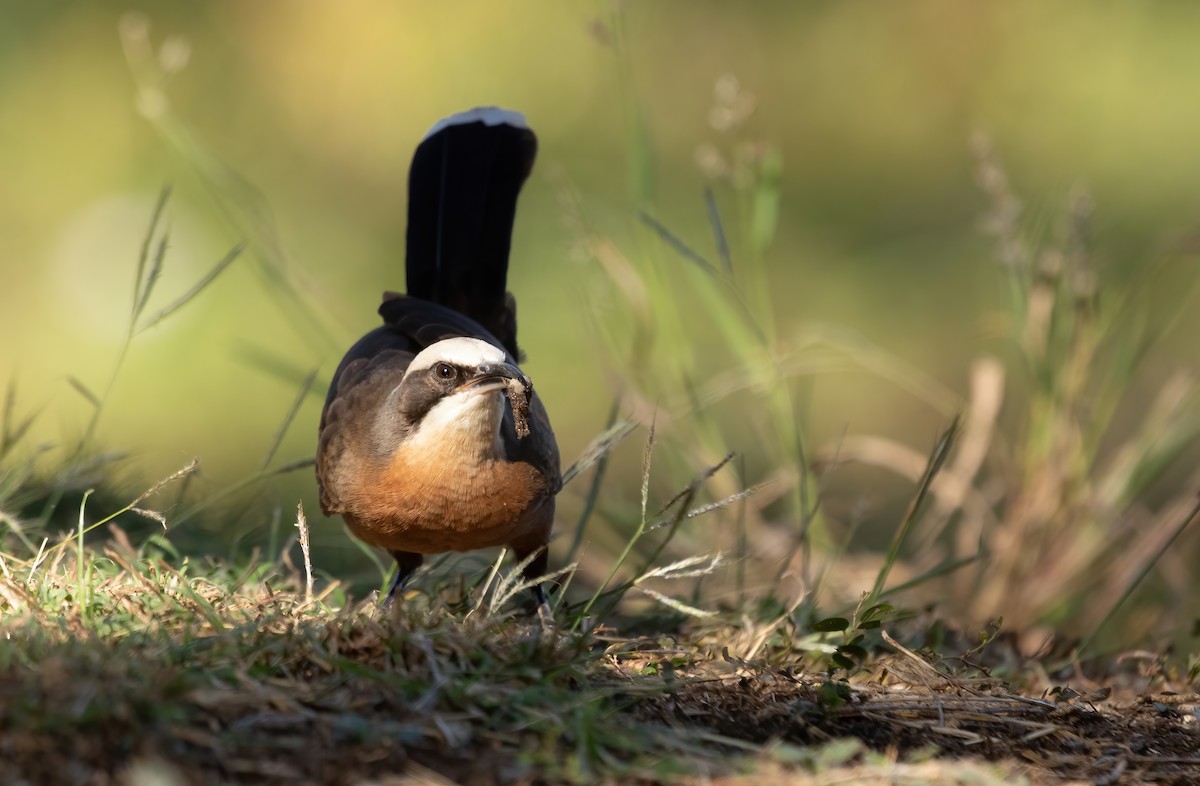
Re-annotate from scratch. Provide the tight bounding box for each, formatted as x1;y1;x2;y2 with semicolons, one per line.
340;444;548;554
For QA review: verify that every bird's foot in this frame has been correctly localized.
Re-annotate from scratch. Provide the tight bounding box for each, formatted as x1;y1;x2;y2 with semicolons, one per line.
535;598;555;631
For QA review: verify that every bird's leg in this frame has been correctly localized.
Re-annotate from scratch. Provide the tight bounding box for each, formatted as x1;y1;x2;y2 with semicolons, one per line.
530;581;550;610
511;538;553;623
385;550;424;602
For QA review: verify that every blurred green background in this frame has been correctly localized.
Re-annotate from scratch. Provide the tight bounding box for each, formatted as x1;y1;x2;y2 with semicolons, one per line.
3;2;1199;631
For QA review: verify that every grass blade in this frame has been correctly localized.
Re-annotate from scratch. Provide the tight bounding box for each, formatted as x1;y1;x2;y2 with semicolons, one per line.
235;340;327;388
66;377;101;408
869;416;961;603
566;396;621;564
136;243;243;333
635;585;716;617
639;211;719;277
704;186;733;273
1077;495;1200;657
867;552;981;603
77;489;94;621
1;380;40;458
133;232;169;323
262;368;317;471
561;414;636;488
572;420;656;628
132;186;171;315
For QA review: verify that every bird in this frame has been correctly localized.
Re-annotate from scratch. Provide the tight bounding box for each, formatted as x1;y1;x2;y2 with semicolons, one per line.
316;107;561;611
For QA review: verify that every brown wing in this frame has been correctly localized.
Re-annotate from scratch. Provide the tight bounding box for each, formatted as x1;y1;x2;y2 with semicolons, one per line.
316;350;411;515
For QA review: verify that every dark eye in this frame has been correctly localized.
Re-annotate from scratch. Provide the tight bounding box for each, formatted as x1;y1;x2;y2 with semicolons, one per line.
434;363;455;380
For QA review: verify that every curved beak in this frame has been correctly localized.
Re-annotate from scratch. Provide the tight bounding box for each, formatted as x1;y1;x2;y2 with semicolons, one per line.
458;361;530;394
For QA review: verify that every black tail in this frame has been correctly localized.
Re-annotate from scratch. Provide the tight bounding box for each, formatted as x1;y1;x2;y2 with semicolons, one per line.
405;107;538;359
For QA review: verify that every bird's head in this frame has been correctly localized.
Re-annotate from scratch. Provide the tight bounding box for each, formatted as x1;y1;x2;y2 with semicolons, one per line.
390;337;530;457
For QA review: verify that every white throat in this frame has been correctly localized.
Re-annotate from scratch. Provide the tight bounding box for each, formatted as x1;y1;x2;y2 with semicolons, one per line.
404;387;507;462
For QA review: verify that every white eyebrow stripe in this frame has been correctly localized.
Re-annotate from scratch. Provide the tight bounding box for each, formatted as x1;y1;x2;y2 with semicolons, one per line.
422;107;529;140
404;337;507;376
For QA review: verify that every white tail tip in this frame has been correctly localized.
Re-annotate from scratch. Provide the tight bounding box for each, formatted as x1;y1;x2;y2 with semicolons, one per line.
423;106;530;140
